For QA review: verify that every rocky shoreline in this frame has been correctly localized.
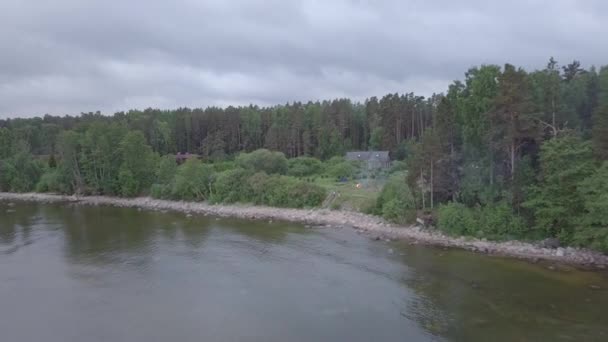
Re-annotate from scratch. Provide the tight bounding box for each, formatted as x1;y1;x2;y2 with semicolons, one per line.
2;192;607;268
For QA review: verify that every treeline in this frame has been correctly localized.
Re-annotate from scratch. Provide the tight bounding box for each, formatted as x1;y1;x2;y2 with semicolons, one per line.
0;94;437;160
1;58;608;251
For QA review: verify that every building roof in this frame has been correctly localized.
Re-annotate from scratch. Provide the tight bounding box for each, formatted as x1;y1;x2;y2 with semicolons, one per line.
345;151;390;162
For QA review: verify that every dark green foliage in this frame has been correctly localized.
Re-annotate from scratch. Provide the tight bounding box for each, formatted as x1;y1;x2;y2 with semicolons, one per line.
236;149;288;175
572;162;608;251
592;66;608;160
437;202;477;236
388;160;407;174
48;154;57;168
369;127;384;150
287;157;323;177
523;135;594;242
477;202;526;239
0;152;44;192
171;159;215;201
438;202;525;240
326;161;356;179
247;172;326;208
118;131;158;197
375;172;416;224
35;168;68;193
150;155;178;199
211;168;250;203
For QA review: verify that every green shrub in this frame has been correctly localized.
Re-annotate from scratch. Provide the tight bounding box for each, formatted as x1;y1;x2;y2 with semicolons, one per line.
211;168;250;203
287;157;323;177
388;160;407;174
171;159;215;201
375;172;416;224
437;201;526;239
118;131;158;196
572;162;608;252
35;169;66;193
477;202;526;239
326;161;356;179
156;155;178;185
245;172;326;208
248;172;272;204
0;152;44;192
437;202;477;236
210;160;237;172
282;178;326;208
118;169;139;197
236;149;288;175
150;183;170;199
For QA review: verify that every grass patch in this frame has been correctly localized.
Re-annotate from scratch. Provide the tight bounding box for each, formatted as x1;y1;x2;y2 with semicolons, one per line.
311;177;381;212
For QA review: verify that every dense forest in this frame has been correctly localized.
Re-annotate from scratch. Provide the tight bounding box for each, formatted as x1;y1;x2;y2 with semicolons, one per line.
1;58;608;251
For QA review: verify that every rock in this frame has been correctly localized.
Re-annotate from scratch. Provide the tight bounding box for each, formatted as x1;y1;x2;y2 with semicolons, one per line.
539;238;560;249
186;213;193;218
374;236;381;241
6;209;15;213
589;284;602;290
555;248;565;257
547;265;556;271
388;249;394;254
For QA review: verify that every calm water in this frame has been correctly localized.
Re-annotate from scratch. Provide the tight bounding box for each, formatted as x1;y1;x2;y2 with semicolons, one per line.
1;202;608;342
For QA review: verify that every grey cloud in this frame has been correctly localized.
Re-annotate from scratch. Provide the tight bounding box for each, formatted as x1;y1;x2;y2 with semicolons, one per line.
1;0;607;117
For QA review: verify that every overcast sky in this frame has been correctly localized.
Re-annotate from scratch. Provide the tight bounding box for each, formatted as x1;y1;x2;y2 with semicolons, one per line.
1;0;606;118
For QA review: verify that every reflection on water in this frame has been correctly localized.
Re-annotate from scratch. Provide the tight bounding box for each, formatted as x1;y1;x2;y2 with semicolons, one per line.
1;201;607;342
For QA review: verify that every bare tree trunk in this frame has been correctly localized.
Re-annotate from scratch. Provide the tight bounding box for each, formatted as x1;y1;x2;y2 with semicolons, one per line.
551;97;556;129
411;111;415;139
420;171;426;210
510;140;516;181
430;159;434;209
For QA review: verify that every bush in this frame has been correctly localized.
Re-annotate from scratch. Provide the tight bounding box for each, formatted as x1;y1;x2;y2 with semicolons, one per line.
572;162;608;252
477;202;526;239
0;152;44;192
211;168;250;203
326;161;356;179
247;172;272;204
171;159;215;201
282;178;326;208
236;149;288;175
156;155;178;185
35;169;66;193
437;202;477;236
118;169;139;197
388;160;407;174
437;201;526;239
150;155;178;199
287;157;323;177
375;172;416;224
262;176;325;208
232;172;327;208
210;160;237;172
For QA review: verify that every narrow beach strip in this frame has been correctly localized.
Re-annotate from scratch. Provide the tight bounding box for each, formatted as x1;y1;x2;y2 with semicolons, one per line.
2;192;607;267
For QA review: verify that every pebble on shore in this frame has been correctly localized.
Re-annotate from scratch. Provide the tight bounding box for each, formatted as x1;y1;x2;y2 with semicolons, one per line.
1;192;608;268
